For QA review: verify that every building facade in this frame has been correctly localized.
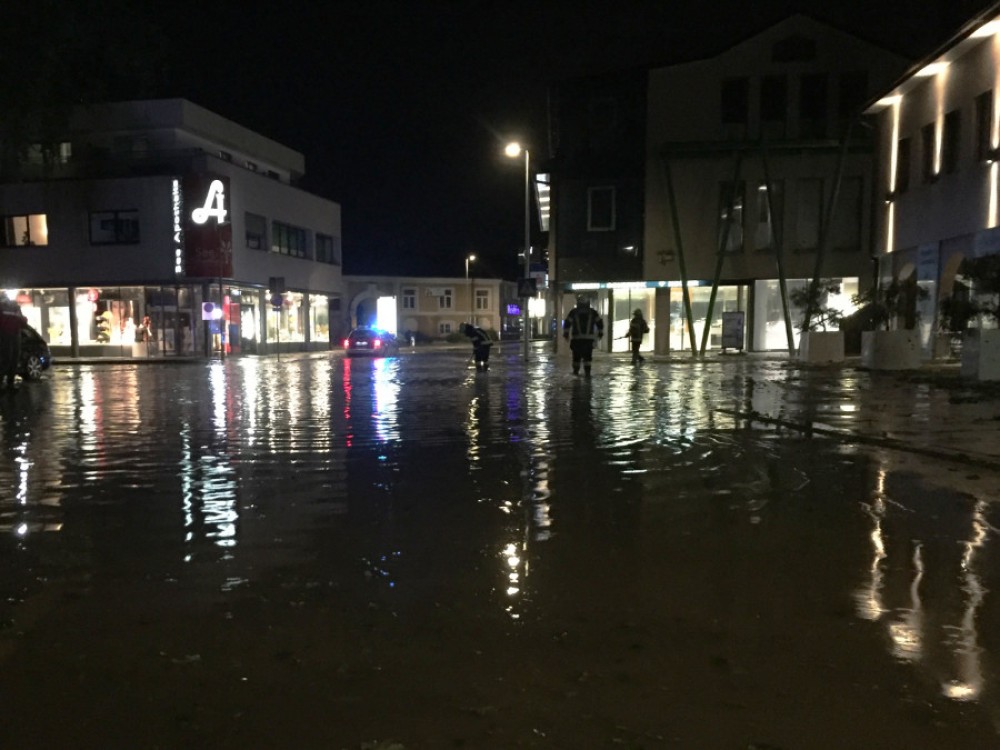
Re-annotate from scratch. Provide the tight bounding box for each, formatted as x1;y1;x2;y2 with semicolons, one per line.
0;99;346;359
865;2;1000;351
343;275;519;341
549;15;909;355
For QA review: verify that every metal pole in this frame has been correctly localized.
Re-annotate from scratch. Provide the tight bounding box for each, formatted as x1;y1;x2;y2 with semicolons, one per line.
523;149;530;362
701;149;744;355
662;157;699;356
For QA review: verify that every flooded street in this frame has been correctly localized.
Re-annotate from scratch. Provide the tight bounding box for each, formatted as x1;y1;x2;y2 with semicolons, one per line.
2;347;1000;749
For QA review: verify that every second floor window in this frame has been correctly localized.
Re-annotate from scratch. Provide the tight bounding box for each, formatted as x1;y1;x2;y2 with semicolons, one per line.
316;233;341;265
718;181;745;253
402;288;416;309
475;289;489;310
921;122;936;183
3;214;48;246
245;212;266;250
439;289;453;309
90;210;139;245
942;109;961;175
896;138;912;194
976;90;994;162
587;186;616;231
272;220;308;258
721;77;749;125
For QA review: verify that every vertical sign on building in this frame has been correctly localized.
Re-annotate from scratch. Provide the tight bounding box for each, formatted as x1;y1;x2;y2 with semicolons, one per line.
183;174;233;278
172;178;184;277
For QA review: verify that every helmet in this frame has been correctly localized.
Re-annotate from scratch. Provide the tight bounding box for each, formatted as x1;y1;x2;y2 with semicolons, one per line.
633;309;642;316
576;294;589;307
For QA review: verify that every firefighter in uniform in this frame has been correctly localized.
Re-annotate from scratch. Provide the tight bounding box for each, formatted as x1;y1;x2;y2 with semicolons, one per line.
562;295;604;376
461;323;493;371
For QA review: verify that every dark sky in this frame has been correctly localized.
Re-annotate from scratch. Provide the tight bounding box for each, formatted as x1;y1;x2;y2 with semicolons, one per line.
35;0;998;278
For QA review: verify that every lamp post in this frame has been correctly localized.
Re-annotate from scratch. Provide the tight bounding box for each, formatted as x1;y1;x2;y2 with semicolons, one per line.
465;254;476;323
505;141;530;361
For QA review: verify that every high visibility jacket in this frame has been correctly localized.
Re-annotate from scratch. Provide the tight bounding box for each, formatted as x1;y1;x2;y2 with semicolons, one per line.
563;306;603;341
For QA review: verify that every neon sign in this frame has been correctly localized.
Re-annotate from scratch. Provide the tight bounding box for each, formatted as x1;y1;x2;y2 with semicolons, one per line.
191;179;227;224
172;179;184;276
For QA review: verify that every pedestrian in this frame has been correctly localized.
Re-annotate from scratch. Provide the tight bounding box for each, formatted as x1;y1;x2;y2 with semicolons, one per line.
461;323;493;371
0;292;27;390
562;295;604;376
622;308;650;364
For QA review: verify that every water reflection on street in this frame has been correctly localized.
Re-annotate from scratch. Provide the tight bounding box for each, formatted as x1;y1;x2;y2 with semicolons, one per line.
1;349;999;747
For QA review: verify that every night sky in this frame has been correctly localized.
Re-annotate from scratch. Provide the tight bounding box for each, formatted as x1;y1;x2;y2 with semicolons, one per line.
10;0;995;278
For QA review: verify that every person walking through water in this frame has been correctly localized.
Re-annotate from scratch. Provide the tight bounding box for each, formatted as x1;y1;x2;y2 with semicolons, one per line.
562;295;604;376
0;292;27;391
461;322;493;371
622;308;649;364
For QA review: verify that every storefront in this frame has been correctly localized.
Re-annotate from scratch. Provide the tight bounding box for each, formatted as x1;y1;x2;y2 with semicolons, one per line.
10;283;338;359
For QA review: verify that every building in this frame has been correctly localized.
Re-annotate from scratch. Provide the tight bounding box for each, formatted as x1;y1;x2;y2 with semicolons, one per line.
548;15;909;355
0;98;346;359
865;2;1000;352
343;274;519;341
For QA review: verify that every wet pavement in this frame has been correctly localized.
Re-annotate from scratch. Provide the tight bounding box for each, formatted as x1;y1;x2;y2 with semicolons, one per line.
1;345;1000;749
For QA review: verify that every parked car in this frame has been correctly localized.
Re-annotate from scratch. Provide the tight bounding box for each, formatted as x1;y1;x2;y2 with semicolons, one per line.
343;327;400;357
19;324;52;380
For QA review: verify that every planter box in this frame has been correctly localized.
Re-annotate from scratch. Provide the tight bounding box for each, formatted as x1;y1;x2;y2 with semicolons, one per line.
960;329;1000;381
797;331;844;364
861;330;921;370
930;332;956;360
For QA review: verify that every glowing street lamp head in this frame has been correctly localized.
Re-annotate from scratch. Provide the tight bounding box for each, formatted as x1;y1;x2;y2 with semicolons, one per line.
468;254;476;262
504;142;522;158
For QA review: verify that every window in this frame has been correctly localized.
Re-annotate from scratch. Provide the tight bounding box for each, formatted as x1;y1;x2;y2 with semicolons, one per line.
976;91;994;162
316;233;341;265
246;161;258;172
402;288;416;309
921;122;936;183
830;177;862;252
587;186;616;231
718;181;745;253
942;109;961;175
838;71;869;119
794;179;823;252
89;210;139;244
438;288;453;309
761;75;788;125
245;212;266;250
799;73;828;138
439;322;453;335
896;138;911;194
754;180;783;251
588;96;617;148
721;77;749;125
219;151;232;162
2;214;48;246
272;220;308;258
475;288;489;310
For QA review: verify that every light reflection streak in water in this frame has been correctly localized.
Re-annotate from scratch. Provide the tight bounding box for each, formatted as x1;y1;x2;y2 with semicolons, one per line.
941;498;989;701
178;366;239;553
238;358;260;447
857;458;992;703
372;358;400;443
855;467;888;621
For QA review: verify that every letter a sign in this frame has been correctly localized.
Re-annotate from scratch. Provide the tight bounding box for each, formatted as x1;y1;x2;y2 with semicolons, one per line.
191;179;227;224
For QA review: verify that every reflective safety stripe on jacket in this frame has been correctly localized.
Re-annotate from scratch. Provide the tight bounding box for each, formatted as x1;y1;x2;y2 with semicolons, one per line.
563;307;603;341
468;327;492;347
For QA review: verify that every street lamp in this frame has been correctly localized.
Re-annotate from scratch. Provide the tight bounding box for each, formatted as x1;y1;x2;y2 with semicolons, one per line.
505;141;530;361
465;254;476;323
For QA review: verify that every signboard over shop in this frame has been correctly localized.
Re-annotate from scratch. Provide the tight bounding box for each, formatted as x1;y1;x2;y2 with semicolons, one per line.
182;174;233;278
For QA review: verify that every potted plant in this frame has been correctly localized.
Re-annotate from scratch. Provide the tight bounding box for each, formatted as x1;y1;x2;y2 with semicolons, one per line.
853;277;928;371
792;280;845;363
955;254;1000;380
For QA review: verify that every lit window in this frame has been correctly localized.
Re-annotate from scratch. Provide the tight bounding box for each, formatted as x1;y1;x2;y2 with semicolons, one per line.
2;214;48;246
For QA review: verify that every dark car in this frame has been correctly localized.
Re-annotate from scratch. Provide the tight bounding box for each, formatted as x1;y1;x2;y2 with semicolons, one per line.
19;324;52;380
343;327;400;357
